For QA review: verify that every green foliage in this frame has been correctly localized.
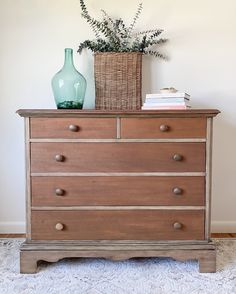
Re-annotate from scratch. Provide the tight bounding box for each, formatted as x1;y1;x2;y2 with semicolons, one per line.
78;0;168;59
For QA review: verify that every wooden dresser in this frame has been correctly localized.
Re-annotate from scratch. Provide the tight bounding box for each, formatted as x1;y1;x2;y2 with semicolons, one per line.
17;109;220;273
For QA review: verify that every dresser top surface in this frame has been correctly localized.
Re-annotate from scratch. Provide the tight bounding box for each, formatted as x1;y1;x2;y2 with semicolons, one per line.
17;109;220;118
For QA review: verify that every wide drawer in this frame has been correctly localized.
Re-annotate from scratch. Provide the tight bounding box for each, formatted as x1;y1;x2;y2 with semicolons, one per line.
31;210;205;240
31;176;205;206
121;118;206;139
30;118;117;139
31;142;206;173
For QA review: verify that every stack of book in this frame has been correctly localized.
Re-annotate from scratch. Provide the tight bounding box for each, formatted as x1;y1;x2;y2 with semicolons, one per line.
142;92;191;110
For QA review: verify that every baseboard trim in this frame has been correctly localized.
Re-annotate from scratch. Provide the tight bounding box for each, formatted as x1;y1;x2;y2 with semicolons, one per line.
211;221;236;233
0;222;25;233
0;221;235;234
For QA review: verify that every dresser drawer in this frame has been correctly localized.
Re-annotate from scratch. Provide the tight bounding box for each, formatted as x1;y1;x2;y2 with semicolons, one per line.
121;118;206;139
30;118;117;139
31;176;205;206
31;142;205;173
31;210;205;240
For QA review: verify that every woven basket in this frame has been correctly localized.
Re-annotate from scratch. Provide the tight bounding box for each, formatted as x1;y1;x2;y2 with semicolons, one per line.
94;52;142;110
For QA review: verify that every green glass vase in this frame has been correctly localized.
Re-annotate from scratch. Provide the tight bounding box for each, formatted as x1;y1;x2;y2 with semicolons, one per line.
51;48;86;109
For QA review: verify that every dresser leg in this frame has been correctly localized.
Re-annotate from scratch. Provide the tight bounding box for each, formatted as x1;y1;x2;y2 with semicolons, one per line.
198;250;216;273
20;251;38;274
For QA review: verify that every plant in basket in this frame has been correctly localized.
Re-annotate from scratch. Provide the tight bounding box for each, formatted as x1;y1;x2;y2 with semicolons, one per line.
78;0;168;110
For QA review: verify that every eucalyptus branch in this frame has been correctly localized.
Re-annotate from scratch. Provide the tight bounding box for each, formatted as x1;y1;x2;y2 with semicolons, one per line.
101;9;115;26
145;38;168;47
144;50;167;60
78;1;168;59
79;0;89;15
127;3;143;37
134;29;163;37
79;0;100;38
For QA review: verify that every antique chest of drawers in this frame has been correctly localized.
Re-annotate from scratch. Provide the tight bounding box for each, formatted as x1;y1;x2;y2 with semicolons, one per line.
17;109;220;273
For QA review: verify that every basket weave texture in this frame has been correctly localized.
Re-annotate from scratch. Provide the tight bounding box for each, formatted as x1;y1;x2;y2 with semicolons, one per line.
94;52;142;110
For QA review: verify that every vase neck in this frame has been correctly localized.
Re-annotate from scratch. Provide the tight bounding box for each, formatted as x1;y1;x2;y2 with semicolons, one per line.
63;48;75;69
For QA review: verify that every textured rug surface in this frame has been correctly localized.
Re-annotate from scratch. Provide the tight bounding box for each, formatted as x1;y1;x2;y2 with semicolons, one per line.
0;239;236;294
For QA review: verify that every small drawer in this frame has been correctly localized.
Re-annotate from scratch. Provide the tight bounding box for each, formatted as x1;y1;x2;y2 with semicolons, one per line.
31;210;205;240
31;142;206;173
121;118;206;139
31;176;205;206
30;118;117;139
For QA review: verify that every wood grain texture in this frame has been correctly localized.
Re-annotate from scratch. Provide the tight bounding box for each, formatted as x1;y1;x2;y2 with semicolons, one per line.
121;118;206;139
31;172;206;177
31;142;206;173
205;118;213;240
1;233;235;238
116;117;121;139
31;206;205;211
30;118;117;139
31;210;205;240
22;240;214;247
29;138;207;143
20;246;216;273
25;118;31;240
20;251;38;274
31;176;205;206
199;250;216;273
17;109;220;274
17;109;220;118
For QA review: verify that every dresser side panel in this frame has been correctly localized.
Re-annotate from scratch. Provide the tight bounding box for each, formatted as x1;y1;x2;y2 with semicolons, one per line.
205;118;213;240
25;117;31;240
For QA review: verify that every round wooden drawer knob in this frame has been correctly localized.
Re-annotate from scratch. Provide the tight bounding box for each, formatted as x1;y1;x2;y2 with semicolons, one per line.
55;154;65;162
173;154;183;161
55;188;65;196
55;223;64;231
68;124;79;132
173;187;183;195
173;222;183;230
160;125;169;132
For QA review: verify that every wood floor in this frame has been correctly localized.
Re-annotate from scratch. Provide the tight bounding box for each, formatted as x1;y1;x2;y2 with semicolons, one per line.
211;233;236;238
0;234;26;238
0;233;236;238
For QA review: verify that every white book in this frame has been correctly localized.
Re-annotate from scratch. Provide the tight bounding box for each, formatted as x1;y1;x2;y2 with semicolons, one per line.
142;105;191;110
145;98;190;103
146;93;190;99
143;102;190;107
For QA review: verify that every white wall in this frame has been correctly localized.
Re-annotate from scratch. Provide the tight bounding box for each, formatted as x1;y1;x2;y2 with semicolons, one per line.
0;0;235;233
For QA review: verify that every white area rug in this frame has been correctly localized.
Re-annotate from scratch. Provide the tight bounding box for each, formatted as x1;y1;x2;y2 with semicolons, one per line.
0;239;236;294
